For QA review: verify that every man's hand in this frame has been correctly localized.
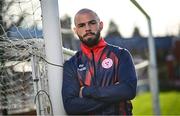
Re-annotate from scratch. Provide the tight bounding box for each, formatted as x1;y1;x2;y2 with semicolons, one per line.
79;86;84;98
115;82;119;85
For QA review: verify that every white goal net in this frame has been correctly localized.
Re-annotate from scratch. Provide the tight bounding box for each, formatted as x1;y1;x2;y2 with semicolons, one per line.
0;0;75;115
0;0;43;114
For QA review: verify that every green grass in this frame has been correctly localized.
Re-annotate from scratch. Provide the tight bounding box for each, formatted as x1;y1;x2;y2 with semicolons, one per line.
132;91;180;115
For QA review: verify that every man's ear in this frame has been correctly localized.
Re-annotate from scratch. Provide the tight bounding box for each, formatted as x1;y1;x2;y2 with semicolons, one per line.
73;27;77;34
99;21;103;31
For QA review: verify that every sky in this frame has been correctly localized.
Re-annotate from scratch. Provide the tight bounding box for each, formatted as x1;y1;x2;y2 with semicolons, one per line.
58;0;180;38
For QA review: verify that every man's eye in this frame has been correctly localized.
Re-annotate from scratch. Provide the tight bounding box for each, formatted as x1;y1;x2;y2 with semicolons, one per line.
89;21;97;25
78;24;85;28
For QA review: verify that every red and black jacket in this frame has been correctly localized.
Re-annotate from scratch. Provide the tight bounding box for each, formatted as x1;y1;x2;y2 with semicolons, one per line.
62;38;137;115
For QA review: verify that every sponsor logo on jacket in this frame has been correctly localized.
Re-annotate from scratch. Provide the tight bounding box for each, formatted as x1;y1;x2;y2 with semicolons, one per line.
78;64;86;71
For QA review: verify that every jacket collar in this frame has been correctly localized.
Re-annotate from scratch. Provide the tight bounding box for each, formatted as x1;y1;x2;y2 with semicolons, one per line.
80;38;107;60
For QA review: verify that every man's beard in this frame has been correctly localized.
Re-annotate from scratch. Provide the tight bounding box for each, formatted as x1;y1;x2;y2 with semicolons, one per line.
78;31;101;47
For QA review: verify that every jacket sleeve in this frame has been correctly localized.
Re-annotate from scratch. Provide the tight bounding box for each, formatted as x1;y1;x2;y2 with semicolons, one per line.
62;60;108;114
82;49;137;103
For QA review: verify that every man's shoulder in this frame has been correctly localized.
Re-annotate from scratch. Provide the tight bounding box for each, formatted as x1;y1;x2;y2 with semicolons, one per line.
106;43;131;57
106;43;125;53
64;51;82;63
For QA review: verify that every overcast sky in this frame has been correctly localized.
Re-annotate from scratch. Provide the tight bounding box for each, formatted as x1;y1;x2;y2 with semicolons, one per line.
58;0;180;38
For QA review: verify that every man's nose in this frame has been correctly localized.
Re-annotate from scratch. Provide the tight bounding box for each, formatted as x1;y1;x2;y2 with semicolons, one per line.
85;24;91;31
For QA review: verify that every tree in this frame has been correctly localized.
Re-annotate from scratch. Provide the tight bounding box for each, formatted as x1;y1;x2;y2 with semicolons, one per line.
105;20;122;38
0;0;5;36
1;0;26;35
132;26;142;38
60;14;79;50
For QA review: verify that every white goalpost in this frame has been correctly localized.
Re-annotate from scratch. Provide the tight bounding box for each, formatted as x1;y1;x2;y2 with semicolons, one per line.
40;0;65;114
130;0;161;115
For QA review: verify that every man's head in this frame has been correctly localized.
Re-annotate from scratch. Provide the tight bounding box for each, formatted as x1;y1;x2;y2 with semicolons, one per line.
73;8;103;47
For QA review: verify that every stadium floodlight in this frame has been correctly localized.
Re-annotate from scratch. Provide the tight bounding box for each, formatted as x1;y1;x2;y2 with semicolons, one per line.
130;0;161;115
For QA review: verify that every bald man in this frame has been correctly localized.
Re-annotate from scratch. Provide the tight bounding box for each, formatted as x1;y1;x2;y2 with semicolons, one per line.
62;8;137;115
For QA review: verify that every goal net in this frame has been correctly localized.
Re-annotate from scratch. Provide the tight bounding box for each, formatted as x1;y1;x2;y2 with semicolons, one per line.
0;0;75;115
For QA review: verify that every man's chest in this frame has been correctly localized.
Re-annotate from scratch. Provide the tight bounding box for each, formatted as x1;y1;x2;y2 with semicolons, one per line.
76;55;119;86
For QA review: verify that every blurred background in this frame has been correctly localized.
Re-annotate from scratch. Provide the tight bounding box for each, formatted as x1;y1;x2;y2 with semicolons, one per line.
0;0;179;115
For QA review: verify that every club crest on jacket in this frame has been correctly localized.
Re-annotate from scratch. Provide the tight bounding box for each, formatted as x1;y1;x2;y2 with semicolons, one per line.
102;58;113;69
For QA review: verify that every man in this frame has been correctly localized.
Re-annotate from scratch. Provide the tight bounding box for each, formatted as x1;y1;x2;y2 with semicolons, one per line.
62;8;137;115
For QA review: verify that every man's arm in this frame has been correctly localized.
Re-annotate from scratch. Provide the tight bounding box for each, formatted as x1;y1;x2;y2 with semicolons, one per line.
81;49;137;103
62;60;107;114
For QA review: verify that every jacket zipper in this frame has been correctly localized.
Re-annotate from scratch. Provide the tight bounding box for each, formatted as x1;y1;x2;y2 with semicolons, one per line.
91;50;96;86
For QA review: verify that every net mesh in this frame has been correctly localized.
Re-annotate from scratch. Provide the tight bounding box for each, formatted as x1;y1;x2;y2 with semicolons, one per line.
0;0;47;114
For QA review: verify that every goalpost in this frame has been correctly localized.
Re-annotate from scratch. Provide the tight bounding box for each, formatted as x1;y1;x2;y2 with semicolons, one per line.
0;0;67;115
130;0;160;115
40;0;65;114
